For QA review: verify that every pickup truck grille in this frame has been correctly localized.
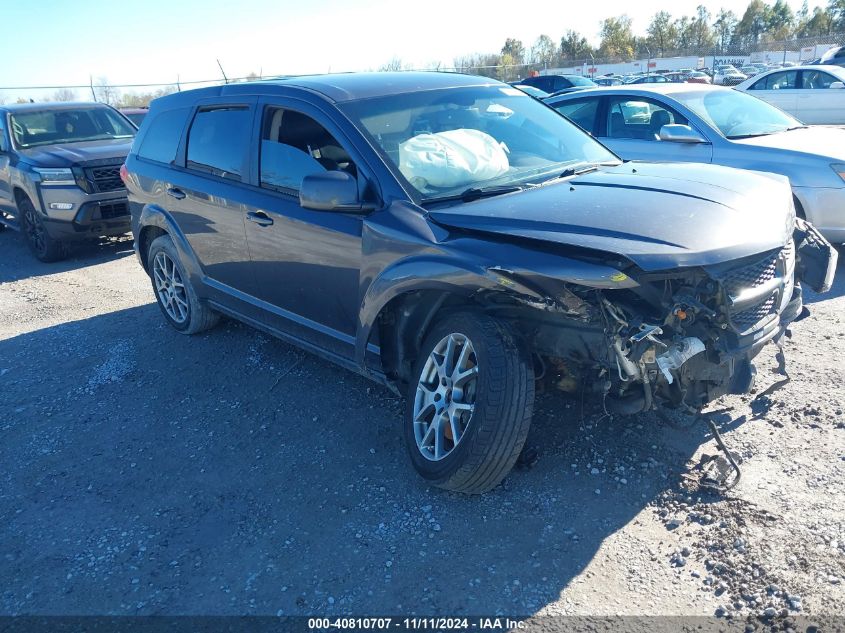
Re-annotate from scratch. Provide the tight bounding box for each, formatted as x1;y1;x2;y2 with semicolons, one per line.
84;165;124;193
98;201;129;220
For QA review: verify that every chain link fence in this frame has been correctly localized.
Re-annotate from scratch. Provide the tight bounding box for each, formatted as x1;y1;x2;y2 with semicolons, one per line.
1;33;842;105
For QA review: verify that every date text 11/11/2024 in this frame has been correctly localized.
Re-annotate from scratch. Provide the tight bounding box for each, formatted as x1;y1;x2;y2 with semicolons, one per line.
307;617;526;630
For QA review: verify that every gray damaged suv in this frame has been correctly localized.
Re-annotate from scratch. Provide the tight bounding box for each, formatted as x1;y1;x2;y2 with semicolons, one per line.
0;102;136;261
126;73;836;493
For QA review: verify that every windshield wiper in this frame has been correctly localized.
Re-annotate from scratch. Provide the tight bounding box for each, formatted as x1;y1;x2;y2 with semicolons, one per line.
558;162;601;178
421;184;524;206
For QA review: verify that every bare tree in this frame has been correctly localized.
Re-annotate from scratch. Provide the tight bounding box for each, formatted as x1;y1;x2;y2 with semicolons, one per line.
93;77;120;106
52;88;77;102
378;57;410;72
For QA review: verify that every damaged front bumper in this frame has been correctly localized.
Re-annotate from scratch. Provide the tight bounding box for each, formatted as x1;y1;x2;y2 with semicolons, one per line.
585;220;836;413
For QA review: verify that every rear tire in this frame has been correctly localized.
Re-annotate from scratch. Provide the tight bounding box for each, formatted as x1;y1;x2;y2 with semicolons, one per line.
404;311;534;494
147;235;219;335
19;196;66;262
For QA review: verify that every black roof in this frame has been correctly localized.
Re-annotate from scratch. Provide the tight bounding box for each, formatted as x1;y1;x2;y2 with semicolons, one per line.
0;101;111;113
154;72;500;108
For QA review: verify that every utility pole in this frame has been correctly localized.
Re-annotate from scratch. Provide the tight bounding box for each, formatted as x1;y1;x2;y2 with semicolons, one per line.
89;75;96;101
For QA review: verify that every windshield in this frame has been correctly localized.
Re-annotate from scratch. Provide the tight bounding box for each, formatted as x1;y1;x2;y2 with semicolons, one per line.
10;107;136;148
568;75;597;87
340;85;618;200
672;89;801;138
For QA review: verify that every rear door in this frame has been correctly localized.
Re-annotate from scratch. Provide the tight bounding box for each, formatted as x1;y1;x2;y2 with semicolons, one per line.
170;97;258;296
599;95;712;163
747;71;799;117
798;69;845;124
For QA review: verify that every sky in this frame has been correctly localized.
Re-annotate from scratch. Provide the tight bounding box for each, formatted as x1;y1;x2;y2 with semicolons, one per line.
0;0;813;100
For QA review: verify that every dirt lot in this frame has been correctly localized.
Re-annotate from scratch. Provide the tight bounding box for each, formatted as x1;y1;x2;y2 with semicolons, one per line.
1;230;843;625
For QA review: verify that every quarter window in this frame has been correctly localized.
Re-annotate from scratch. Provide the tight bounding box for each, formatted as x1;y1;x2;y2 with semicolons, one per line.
259;107;356;192
137;107;189;164
186;106;251;180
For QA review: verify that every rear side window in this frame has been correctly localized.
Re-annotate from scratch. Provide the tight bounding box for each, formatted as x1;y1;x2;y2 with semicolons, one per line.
186;106;251;180
136;108;188;164
752;71;797;90
553;99;599;133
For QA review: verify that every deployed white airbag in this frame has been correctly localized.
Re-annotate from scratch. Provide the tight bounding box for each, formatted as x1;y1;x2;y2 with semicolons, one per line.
399;129;509;189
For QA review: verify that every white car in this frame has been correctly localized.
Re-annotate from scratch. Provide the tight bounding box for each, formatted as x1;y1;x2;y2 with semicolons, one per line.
713;66;747;86
735;65;845;125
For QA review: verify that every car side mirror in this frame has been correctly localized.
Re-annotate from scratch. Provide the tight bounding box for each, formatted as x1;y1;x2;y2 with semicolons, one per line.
829;81;845;89
658;124;707;144
299;171;376;212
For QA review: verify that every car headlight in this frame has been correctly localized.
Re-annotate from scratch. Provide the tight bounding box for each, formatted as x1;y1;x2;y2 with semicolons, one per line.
831;163;845;184
33;167;76;186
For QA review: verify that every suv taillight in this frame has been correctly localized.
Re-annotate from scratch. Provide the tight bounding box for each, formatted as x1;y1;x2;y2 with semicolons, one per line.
119;163;129;184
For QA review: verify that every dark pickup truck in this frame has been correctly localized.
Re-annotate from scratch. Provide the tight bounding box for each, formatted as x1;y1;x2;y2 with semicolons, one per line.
0;102;136;261
123;72;837;493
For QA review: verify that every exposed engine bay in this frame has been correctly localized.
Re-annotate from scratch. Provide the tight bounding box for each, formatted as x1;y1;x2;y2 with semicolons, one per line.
491;218;837;415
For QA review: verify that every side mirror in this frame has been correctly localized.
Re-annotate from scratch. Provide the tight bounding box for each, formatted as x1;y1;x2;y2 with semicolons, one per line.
659;124;707;144
299;171;375;212
829;81;845;89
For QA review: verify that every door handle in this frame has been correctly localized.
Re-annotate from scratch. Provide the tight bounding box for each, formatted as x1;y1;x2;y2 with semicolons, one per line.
246;211;274;227
166;187;186;200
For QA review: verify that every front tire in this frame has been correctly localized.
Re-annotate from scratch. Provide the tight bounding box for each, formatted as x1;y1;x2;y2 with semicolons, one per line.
147;235;219;335
404;311;534;494
19;196;66;262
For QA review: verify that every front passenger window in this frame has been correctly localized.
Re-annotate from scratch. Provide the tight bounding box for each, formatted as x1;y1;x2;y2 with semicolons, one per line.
605;98;687;141
260;107;357;192
801;70;837;89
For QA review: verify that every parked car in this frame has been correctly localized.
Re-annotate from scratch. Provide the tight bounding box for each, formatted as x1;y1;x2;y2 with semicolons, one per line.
514;74;596;95
713;65;747;86
511;84;549;98
685;71;712;84
817;45;845;68
0;102;136;261
740;65;761;77
124;72;835;493
735;65;845;124
120;107;149;127
593;77;622;86
663;72;689;83
546;83;845;243
626;74;670;84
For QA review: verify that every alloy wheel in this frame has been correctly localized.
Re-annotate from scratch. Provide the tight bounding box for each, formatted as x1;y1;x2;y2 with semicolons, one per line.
413;332;479;461
152;251;189;324
23;205;47;255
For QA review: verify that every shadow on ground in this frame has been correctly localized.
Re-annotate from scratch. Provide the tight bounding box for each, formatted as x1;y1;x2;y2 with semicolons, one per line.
0;231;134;284
0;305;728;616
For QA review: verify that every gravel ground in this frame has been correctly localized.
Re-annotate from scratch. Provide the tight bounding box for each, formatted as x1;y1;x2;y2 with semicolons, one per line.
1;230;843;625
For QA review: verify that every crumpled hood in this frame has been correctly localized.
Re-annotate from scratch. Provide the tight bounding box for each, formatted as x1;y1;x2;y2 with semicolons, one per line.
427;162;794;272
19;138;133;167
732;126;845;161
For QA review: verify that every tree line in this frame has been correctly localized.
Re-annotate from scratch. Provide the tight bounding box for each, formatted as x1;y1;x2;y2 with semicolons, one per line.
450;0;845;78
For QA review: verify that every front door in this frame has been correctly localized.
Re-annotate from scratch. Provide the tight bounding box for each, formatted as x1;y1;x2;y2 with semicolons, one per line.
600;96;713;164
242;99;368;358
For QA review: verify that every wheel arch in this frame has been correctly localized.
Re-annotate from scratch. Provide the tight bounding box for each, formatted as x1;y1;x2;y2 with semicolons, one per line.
136;204;202;280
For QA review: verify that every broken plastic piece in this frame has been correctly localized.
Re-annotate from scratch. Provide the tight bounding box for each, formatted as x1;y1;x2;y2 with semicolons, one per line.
656;337;705;384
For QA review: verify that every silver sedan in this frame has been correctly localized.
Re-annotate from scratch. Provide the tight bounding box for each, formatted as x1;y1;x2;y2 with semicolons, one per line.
546;84;845;242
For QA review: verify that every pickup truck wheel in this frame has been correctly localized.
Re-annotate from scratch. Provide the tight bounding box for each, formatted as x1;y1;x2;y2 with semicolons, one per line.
20;196;66;262
147;235;219;334
405;312;534;494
